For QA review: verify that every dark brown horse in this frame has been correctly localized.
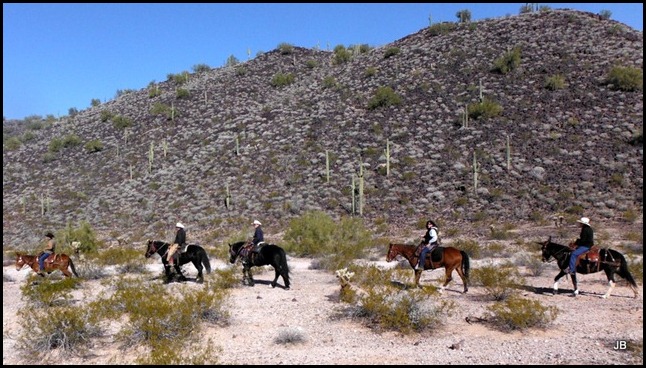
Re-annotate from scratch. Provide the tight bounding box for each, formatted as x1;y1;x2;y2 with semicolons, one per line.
15;253;78;278
386;242;470;292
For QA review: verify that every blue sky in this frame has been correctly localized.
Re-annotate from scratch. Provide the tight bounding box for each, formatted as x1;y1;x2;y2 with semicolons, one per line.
3;3;643;121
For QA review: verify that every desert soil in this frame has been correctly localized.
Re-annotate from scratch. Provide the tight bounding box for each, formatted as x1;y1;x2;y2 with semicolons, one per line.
3;225;643;365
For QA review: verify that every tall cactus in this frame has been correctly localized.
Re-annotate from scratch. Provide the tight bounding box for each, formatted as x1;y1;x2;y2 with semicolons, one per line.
506;134;511;171
384;139;390;176
473;151;480;193
225;184;232;209
479;79;484;102
162;140;168;158
463;104;469;128
148;142;154;173
171;102;175;121
325;150;330;183
358;163;364;216
235;136;240;156
204;90;208;105
351;176;356;215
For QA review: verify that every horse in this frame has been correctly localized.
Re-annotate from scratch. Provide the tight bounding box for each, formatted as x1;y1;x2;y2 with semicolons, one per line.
145;240;212;283
228;241;290;290
15;253;78;278
538;236;639;298
386;242;470;293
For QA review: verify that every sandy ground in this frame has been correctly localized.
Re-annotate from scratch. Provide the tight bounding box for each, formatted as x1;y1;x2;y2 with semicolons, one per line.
3;246;643;365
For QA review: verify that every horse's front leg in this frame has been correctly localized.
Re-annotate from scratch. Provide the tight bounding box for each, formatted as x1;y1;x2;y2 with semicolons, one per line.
414;269;422;288
552;270;567;294
175;264;186;282
246;266;255;287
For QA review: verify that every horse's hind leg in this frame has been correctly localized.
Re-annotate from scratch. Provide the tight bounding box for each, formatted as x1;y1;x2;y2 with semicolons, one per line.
602;269;616;299
456;266;468;293
439;268;454;293
271;268;279;288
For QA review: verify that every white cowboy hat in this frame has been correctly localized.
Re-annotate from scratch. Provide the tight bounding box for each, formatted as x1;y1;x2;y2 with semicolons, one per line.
576;217;590;226
176;222;185;228
253;220;262;226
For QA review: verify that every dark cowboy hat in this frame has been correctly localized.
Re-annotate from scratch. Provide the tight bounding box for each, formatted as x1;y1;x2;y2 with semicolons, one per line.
427;220;437;227
45;232;55;238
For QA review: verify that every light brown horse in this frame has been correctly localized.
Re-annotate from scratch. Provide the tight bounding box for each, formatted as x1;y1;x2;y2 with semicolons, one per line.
386;242;470;292
15;253;78;278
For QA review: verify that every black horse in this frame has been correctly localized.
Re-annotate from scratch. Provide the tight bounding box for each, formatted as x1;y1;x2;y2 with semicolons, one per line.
228;241;290;290
538;236;639;298
145;240;212;284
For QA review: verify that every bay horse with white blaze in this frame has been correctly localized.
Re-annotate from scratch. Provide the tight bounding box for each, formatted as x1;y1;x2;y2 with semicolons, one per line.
538;236;638;298
15;253;78;278
386;242;470;292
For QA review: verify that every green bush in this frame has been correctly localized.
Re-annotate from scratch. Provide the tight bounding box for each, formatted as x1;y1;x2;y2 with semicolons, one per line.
84;139;104;153
545;74;566;90
19;276;80;307
470;263;524;301
485;295;558;331
277;42;294;55
428;22;456;36
384;47;400;59
176;88;190;99
270;72;295;87
17;304;103;355
492;47;521;74
452;238;481;259
333;45;352;64
367;86;402;110
4;136;21;150
606;66;643;91
48;137;64;153
112;115;133;130
467;98;503;120
322;76;337;89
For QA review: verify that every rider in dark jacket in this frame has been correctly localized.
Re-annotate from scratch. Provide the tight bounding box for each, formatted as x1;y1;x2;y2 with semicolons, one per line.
568;217;594;274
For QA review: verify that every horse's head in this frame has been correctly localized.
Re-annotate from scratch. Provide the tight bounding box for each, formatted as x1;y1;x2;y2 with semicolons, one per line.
228;242;241;264
145;239;160;258
538;236;554;262
386;243;397;262
14;253;27;270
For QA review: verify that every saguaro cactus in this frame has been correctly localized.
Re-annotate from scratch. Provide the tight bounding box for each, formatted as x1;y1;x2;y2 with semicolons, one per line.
384;139;391;176
351;176;356;215
162;140;168;158
325;150;330;183
148;142;154;173
225;184;232;209
358;163;364;216
235;136;240;156
506;134;511;171
473;151;480;193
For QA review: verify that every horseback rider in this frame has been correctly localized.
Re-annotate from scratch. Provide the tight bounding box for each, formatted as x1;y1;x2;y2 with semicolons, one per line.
567;217;594;275
415;220;439;270
249;220;265;260
38;232;56;276
167;222;186;266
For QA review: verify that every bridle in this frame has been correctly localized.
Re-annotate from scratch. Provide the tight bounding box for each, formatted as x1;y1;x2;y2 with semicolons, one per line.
146;241;169;258
542;242;568;264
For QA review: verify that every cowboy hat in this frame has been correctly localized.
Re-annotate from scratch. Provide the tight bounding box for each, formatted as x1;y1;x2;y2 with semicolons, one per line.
176;222;185;228
576;217;590;226
253;220;262;226
45;232;55;238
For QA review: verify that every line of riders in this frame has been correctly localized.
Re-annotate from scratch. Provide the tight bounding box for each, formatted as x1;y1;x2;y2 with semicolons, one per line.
36;216;596;278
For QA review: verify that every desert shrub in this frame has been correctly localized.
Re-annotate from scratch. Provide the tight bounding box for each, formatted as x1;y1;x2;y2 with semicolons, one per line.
515;253;545;276
485;295;558;331
545;74;566;90
48;137;64;152
270;72;295;87
333;45;352;64
467;98;503;119
452;238;481;259
19;276;80;307
100;109;114;122
470;263;524;301
306;59;318;69
428;22;456;36
112;115;133;130
367;86;402;110
357;288;450;334
274;328;307;345
492;47;521;74
62;134;82;147
136;338;221;365
606;66;643;92
322;76;337;89
84;139;104;153
176;88;190;99
623;208;639;223
480;242;512;258
277;42;294;55
17;304;103;355
626;257;643;283
4;137;21;150
57;221;102;255
384;47;400;58
211;267;239;289
192;63;211;73
93;247;144;266
364;66;377;77
74;261;107;280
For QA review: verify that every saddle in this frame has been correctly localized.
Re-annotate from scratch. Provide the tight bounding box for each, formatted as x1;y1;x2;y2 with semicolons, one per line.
573;245;601;272
414;244;442;267
37;252;58;264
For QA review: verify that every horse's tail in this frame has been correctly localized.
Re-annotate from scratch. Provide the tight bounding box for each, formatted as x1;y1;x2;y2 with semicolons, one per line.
279;248;290;285
202;248;212;274
68;257;79;277
616;251;637;288
460;250;470;280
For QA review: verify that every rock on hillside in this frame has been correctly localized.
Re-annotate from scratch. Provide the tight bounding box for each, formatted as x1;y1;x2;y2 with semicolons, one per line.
3;9;643;247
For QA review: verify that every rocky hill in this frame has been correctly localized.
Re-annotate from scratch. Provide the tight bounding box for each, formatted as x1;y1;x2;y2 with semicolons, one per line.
2;9;643;248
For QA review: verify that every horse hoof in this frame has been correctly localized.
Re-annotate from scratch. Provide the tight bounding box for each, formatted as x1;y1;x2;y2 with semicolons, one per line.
285;287;290;290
